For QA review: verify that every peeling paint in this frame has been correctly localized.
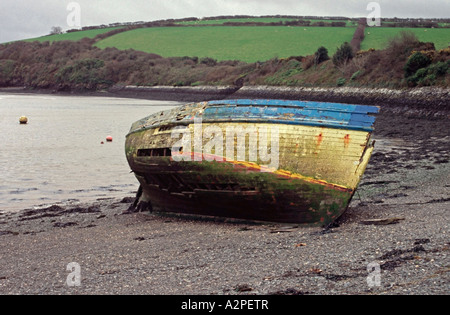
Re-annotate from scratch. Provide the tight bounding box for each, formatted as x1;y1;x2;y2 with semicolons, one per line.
125;99;379;226
344;134;351;149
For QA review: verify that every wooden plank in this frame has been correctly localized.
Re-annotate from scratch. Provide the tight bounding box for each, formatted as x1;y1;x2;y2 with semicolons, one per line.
186;122;373;188
127;100;380;135
207;99;380;114
202;106;376;132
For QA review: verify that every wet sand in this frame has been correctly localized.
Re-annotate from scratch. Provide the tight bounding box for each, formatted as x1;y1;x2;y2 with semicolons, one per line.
0;100;449;295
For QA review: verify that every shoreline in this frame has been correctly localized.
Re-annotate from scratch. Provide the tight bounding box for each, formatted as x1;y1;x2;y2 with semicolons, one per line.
1;85;449;117
0;86;449;295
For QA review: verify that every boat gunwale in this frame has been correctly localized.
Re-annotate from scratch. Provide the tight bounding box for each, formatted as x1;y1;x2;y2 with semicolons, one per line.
207;99;380;114
127;100;380;136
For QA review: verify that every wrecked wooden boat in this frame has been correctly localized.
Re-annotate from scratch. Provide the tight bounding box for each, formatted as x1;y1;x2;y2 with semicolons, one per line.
125;99;379;226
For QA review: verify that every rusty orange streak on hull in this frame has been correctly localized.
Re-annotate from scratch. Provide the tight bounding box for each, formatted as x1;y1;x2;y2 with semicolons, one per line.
344;134;351;148
316;133;324;147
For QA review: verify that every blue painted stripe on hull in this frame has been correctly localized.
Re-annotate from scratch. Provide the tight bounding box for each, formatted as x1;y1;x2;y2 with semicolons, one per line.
203;106;376;125
208;99;380;114
128;99;379;135
200;100;378;132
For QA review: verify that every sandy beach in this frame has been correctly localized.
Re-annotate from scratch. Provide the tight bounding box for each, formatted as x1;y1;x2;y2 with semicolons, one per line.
0;93;449;295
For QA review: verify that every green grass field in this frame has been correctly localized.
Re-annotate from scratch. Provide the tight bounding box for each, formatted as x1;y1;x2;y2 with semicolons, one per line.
25;27;123;43
94;26;356;62
20;22;450;63
361;27;450;50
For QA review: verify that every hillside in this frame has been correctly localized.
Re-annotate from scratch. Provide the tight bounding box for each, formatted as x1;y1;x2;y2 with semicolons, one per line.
16;16;450;61
94;26;356;62
0;16;449;92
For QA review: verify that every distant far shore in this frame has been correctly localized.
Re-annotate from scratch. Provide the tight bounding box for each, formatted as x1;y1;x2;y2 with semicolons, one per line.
1;85;449;119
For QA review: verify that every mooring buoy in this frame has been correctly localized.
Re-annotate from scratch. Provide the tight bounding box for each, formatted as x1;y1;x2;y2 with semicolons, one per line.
106;136;113;142
19;116;28;124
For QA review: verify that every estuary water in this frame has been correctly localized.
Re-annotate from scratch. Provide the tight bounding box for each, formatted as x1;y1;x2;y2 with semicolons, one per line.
0;93;179;212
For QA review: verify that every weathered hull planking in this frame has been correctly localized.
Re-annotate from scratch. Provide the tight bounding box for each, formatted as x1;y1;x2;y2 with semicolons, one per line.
125;99;379;226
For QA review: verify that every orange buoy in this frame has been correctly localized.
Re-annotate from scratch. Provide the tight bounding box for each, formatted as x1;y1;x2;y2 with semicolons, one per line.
19;116;28;124
106;136;113;142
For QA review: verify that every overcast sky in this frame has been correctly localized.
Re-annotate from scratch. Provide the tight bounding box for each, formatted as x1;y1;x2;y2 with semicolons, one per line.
1;0;449;43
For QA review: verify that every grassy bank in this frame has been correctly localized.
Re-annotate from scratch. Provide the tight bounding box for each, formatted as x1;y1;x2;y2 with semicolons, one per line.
94;26;356;62
17;16;450;63
362;27;450;50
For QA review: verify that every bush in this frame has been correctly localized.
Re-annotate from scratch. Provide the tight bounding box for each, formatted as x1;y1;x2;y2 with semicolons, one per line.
56;58;111;89
332;42;354;66
406;61;449;86
336;77;346;86
314;46;329;65
430;60;450;76
350;70;363;81
404;52;432;78
0;60;15;85
386;31;420;58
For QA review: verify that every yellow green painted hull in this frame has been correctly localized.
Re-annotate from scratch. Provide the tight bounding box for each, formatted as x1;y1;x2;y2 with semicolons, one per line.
126;122;375;226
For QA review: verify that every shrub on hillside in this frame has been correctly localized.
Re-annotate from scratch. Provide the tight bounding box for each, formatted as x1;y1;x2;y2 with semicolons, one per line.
356;31;438;87
404;52;432;78
336;77;346;86
350;70;363;81
385;31;420;58
314;46;329;65
0;59;15;86
406;60;450;86
332;42;354;66
56;58;112;89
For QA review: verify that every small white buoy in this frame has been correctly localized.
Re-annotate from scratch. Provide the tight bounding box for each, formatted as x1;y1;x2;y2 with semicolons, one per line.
19;116;28;124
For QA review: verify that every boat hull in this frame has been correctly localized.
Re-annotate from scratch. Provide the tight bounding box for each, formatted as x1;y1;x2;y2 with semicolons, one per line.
131;164;353;225
126;108;376;226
